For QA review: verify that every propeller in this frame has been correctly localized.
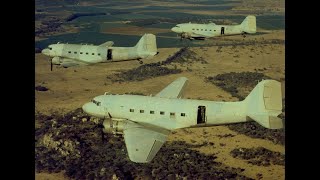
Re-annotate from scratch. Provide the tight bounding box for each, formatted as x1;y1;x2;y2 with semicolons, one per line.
50;59;53;71
97;123;105;142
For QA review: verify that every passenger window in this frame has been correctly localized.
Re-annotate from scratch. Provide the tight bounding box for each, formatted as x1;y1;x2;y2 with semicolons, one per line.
214;30;216;31
181;113;186;117
130;109;134;112
205;29;207;31
98;53;101;56
160;111;165;115
150;111;154;114
140;110;144;113
86;52;89;55
49;48;52;50
74;52;77;54
170;112;175;116
92;53;95;55
192;28;195;30
201;29;203;31
197;29;199;30
80;52;83;54
68;51;71;53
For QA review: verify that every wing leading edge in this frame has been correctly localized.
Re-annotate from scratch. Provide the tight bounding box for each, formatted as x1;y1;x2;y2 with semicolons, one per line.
155;77;189;98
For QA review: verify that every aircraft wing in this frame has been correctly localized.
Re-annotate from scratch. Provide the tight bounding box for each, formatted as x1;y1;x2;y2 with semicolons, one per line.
99;41;114;47
155;77;188;98
123;124;169;163
61;59;89;67
191;31;212;38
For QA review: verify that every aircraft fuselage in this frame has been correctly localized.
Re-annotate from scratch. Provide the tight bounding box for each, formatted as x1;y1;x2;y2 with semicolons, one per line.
43;44;143;65
41;33;158;67
171;15;257;40
83;94;249;130
172;24;244;38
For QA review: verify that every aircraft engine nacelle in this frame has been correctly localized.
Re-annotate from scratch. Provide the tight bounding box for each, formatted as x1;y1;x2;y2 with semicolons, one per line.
52;57;63;65
52;57;75;65
102;119;126;135
181;32;192;39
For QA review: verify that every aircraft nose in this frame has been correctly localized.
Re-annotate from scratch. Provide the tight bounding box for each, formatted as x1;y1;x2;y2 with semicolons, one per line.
82;102;96;115
171;27;179;33
41;49;50;55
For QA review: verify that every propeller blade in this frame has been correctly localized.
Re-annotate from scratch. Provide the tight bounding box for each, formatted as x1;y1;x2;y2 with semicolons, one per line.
50;59;53;71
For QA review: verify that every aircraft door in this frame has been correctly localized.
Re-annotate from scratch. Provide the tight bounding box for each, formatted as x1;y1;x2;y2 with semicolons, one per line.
107;49;112;60
197;106;206;124
221;27;225;35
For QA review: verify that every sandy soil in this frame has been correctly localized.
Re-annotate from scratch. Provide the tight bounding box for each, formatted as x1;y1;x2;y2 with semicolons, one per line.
35;172;68;180
233;0;285;13
35;30;284;179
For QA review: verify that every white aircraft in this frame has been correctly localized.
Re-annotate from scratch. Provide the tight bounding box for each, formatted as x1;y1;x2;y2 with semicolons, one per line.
82;77;283;163
171;15;256;40
41;34;158;70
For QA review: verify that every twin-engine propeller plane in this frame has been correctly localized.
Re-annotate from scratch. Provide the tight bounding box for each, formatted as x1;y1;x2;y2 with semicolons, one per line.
171;15;256;40
82;77;283;163
41;34;158;70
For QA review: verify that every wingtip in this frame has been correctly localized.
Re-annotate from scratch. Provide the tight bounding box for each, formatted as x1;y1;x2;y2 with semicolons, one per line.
177;77;188;81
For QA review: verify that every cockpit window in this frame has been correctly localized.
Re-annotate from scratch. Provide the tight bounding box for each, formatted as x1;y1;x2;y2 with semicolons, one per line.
91;99;101;106
175;25;180;28
49;47;52;50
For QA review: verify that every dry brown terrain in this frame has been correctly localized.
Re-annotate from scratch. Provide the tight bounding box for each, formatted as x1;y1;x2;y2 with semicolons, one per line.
35;30;284;179
232;0;285;13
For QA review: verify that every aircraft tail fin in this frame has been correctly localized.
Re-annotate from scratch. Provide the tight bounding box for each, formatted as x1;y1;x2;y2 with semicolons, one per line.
244;80;283;129
135;34;158;58
240;15;256;34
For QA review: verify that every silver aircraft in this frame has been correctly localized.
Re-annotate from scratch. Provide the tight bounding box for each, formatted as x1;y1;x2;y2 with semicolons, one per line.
41;34;158;69
82;77;283;163
171;15;256;40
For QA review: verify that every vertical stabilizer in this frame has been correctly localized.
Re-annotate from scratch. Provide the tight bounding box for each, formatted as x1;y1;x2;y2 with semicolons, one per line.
244;80;283;129
240;15;256;34
135;34;158;58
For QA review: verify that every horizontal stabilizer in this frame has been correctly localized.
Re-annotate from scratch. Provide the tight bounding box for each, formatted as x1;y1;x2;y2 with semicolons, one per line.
248;114;284;129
